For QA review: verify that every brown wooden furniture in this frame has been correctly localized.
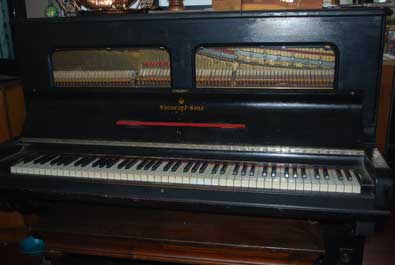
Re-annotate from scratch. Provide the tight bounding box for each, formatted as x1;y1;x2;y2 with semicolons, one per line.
376;62;395;154
0;81;25;143
0;80;27;258
168;0;184;11
28;204;324;265
212;0;323;11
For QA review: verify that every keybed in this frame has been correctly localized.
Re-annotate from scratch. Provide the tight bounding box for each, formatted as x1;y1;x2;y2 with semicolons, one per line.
10;153;363;194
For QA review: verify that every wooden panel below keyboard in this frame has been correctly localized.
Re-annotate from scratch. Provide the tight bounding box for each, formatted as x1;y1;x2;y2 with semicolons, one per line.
31;203;324;265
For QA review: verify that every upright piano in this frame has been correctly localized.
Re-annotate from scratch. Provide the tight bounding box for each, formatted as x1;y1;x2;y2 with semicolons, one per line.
0;6;393;265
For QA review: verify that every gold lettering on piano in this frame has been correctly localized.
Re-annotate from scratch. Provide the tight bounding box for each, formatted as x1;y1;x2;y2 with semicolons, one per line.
160;97;204;112
159;105;205;112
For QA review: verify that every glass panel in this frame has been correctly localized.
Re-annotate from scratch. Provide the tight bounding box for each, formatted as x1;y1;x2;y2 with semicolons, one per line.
0;0;14;59
195;45;335;89
52;48;171;88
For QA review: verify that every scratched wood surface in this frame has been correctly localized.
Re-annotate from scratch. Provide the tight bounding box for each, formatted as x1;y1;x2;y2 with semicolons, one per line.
30;204;324;265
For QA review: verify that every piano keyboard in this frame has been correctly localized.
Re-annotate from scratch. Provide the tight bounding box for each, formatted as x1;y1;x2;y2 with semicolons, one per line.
10;153;362;194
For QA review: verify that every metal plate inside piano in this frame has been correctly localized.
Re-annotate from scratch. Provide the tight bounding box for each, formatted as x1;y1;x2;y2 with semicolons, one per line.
195;45;336;89
52;47;171;88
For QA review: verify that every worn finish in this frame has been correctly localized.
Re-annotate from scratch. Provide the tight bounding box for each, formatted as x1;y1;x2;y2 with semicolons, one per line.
31;204;324;265
15;8;388;148
0;7;392;265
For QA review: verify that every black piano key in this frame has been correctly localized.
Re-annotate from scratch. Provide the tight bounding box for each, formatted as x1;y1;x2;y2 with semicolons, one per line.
241;164;247;176
50;156;64;165
117;159;130;169
32;154;48;164
23;153;41;164
91;158;102;168
344;169;352;181
11;153;29;165
314;168;320;179
106;158;120;168
212;163;220;174
301;168;307;179
73;157;85;166
151;160;163;171
262;165;268;177
163;161;174;172
191;162;201;173
99;158;113;168
62;156;78;166
271;166;277;177
284;166;289;178
336;169;343;181
353;169;363;181
60;156;74;166
39;154;58;165
56;156;70;166
323;168;329;180
80;157;96;167
77;157;92;167
171;161;182;172
144;160;156;170
136;159;149;170
233;163;240;175
292;167;298;178
199;162;208;174
183;161;194;173
249;165;255;176
220;163;227;175
52;156;65;166
35;154;56;164
125;159;138;169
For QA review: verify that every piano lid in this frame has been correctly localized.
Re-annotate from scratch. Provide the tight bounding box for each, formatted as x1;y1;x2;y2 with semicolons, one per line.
15;8;388;149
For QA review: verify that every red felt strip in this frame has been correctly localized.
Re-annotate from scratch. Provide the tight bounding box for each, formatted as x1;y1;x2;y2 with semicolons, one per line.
116;120;246;129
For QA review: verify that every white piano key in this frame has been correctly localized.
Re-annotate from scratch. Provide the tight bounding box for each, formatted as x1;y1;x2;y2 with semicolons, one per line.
174;162;187;184
349;170;362;194
255;166;264;189
303;169;312;192
209;163;221;186
185;165;197;185
154;162;167;183
203;164;215;186
325;169;337;192
271;166;280;190
105;160;123;180
341;169;353;193
263;167;272;189
294;167;304;191
246;165;258;189
222;165;232;187
126;159;143;182
331;169;345;193
218;165;231;187
15;160;35;174
143;161;157;182
318;169;329;192
309;169;320;192
279;167;288;190
233;169;243;188
287;173;296;191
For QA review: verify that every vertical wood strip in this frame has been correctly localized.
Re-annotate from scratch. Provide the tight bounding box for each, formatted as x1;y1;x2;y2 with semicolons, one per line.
376;65;394;154
0;89;11;142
